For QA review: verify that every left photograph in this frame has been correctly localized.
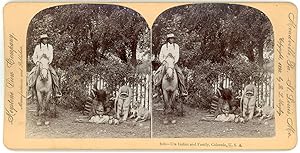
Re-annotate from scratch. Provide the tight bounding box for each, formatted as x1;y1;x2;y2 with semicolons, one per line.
26;4;151;138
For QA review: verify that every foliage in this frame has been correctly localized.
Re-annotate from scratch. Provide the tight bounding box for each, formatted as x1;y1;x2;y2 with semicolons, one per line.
27;4;150;110
59;59;139;110
185;56;265;109
152;4;273;67
27;4;150;68
153;4;274;108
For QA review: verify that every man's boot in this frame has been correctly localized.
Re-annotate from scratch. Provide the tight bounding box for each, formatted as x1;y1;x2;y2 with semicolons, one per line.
27;87;33;99
179;84;188;97
53;86;62;98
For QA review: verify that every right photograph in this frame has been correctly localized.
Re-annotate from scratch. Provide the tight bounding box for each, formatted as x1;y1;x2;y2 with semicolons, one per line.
152;3;275;138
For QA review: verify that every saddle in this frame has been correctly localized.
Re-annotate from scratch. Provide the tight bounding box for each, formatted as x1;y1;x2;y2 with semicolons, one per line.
28;64;59;88
155;63;174;80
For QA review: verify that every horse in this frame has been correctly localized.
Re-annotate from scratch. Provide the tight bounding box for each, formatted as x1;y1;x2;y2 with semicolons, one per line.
161;55;179;124
35;56;53;126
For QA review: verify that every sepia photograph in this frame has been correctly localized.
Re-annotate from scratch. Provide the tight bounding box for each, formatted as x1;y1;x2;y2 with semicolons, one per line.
152;3;275;138
2;1;298;150
26;4;151;138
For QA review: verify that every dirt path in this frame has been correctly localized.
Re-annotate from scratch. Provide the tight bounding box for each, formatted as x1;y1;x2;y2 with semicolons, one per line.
26;103;150;138
152;103;275;138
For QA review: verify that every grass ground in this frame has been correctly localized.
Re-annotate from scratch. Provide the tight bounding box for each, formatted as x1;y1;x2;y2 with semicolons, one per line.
26;101;275;138
152;102;275;138
26;103;150;138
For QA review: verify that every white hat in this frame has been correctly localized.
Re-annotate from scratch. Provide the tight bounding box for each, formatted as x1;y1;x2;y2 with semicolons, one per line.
167;33;175;39
40;34;49;39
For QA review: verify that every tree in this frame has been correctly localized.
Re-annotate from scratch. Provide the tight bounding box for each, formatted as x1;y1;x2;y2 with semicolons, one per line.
27;4;151;110
152;4;273;67
152;4;274;108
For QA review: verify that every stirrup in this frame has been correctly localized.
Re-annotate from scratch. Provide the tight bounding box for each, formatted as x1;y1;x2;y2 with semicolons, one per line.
55;92;62;97
27;94;33;99
27;88;34;99
181;92;188;97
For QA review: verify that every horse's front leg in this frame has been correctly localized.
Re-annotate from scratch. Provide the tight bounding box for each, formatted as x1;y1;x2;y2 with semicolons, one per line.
34;90;40;116
36;91;43;126
163;100;167;116
39;93;47;125
162;90;169;124
44;92;52;125
169;92;177;124
161;87;167;115
35;99;40;117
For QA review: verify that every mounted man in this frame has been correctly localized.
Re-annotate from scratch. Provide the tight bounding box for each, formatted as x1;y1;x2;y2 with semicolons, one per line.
154;33;188;97
28;34;62;100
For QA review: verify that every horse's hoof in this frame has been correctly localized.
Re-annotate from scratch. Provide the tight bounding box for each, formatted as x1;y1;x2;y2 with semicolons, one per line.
37;121;42;126
163;120;169;125
171;120;177;124
45;121;50;125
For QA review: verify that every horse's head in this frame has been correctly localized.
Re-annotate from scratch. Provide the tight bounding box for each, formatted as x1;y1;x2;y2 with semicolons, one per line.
38;56;50;81
165;55;175;80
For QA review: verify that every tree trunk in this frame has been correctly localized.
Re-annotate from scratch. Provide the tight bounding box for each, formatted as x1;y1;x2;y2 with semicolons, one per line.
258;42;264;67
117;47;127;63
130;39;138;66
247;46;255;62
